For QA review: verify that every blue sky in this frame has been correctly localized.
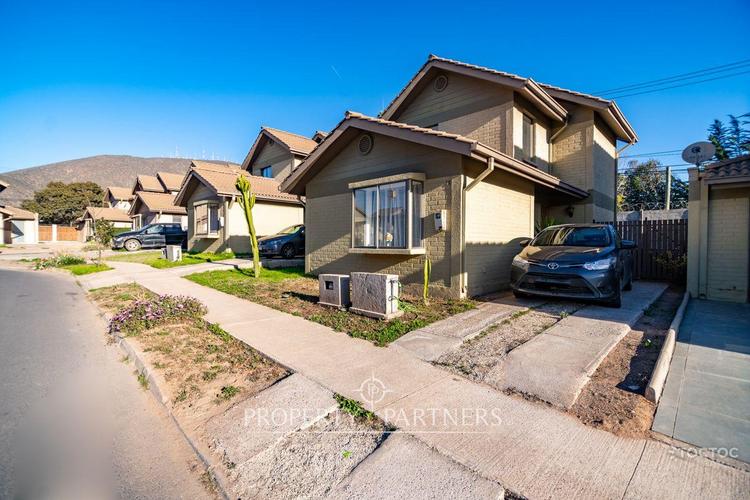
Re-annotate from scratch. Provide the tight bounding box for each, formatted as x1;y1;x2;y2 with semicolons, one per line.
1;0;748;175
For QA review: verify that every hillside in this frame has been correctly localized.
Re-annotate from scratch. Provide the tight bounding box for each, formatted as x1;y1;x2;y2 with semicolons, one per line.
0;155;238;204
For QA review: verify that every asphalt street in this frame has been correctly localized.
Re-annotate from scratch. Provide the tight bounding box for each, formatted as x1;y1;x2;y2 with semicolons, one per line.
0;267;212;499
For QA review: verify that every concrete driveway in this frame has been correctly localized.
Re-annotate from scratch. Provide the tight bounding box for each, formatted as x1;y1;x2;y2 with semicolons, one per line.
653;299;750;463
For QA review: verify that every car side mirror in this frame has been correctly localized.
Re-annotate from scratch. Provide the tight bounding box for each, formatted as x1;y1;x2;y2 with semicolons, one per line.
519;238;531;247
621;240;636;249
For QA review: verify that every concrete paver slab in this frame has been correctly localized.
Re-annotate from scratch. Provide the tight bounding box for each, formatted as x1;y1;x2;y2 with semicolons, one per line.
653;299;750;463
494;282;667;408
331;432;505;499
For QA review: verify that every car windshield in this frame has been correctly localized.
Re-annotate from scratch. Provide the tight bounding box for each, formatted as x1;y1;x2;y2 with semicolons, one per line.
532;226;611;247
277;225;302;235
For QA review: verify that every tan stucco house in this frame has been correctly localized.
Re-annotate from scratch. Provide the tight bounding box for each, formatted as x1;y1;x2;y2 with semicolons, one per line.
281;55;637;298
240;127;322;180
129;191;187;230
76;206;132;240
687;155;750;303
175;161;304;254
103;186;135;211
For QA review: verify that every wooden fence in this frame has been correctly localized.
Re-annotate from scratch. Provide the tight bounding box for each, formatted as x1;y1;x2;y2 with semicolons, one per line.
38;224;79;242
597;219;688;283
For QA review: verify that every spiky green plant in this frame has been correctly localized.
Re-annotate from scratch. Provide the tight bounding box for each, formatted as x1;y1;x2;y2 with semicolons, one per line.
423;257;432;305
235;175;261;278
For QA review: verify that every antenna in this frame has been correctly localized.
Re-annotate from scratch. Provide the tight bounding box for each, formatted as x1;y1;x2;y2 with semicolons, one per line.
681;141;715;167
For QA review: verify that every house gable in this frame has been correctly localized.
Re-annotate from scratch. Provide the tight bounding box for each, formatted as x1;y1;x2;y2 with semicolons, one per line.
249;138;294;179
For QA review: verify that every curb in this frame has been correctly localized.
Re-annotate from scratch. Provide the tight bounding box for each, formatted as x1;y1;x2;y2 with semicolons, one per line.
645;291;690;403
94;309;233;500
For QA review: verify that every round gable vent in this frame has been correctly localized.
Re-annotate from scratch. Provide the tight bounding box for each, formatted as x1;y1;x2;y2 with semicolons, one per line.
433;74;449;92
358;134;374;155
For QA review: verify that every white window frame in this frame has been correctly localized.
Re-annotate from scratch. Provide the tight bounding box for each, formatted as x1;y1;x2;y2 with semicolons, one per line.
348;173;426;255
193;200;220;238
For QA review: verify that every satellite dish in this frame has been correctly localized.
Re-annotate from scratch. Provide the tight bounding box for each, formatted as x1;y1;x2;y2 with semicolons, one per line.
682;141;716;165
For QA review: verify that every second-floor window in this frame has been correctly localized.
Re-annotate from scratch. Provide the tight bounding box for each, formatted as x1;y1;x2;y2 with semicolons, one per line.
521;114;534;162
260;166;272;178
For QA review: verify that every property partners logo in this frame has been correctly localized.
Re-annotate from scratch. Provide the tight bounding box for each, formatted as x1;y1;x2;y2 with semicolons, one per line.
242;371;505;434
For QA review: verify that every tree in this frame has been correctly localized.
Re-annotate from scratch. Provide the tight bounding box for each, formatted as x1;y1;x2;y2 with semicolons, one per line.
235;175;261;278
21;181;103;224
92;219;115;263
707;113;750;160
618;159;688;210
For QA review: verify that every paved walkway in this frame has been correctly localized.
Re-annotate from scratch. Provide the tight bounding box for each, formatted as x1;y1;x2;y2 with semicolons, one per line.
653;299;750;463
496;282;667;408
78;263;750;499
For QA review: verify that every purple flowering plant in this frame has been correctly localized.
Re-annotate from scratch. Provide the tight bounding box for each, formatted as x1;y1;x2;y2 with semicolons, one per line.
109;294;207;336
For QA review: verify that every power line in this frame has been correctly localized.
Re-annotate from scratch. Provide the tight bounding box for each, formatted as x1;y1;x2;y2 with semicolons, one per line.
620;149;683;158
594;58;750;94
605;69;750;99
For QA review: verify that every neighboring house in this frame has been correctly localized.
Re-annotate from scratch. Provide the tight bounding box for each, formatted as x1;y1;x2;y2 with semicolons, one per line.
156;171;185;194
103;186;135;211
0;205;38;245
175;160;304;254
132;174;165;194
240;127;320;180
281;55;637;298
687;155;750;303
76;206;132;240
129;191;187;230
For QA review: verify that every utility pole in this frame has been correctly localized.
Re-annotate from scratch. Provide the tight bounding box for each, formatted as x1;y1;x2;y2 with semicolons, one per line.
665;165;672;210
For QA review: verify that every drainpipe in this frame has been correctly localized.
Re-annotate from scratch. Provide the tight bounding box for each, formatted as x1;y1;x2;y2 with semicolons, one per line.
549;118;569;143
464;157;495;192
614;140;636;222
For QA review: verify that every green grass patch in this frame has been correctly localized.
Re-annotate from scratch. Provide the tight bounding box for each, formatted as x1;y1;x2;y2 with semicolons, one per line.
61;263;113;275
334;393;376;421
107;250;235;269
185;267;476;346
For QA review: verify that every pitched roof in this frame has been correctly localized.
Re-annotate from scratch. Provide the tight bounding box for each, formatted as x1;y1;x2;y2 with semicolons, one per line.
0;179;8;192
105;186;135;201
156;172;185;192
380;55;637;143
240;127;319;170
281;111;588;200
131;191;187;215
704;155;750;184
0;204;36;220
175;161;304;206
135;174;164;193
81;206;132;223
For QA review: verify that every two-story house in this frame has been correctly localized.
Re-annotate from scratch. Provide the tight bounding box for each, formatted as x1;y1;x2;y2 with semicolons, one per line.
241;127;322;180
102;186;135;211
281;55;637;298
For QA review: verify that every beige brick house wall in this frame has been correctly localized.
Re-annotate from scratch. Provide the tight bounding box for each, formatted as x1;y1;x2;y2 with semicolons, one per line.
464;166;534;296
305;132;464;297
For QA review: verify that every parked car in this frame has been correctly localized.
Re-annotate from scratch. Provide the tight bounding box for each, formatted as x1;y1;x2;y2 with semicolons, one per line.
112;223;187;252
510;224;635;307
258;224;304;259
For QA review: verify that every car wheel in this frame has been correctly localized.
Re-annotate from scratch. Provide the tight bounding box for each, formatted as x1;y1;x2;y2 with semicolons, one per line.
605;281;622;308
124;239;141;252
513;290;529;299
623;274;633;291
281;244;295;259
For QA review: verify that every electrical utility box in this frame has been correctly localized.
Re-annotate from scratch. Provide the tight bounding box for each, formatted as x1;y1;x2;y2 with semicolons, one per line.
434;209;448;231
349;272;403;320
318;274;351;309
164;245;183;262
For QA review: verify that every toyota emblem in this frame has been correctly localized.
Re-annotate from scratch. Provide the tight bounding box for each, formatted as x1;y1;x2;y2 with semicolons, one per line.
547;263;559;270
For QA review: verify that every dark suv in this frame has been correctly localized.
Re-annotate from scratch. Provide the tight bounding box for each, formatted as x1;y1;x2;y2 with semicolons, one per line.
112;223;187;251
510;224;635;307
258;224;305;259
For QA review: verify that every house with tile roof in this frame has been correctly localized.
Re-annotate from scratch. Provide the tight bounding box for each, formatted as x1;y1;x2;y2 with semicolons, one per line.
240;127;320;181
132;174;165;194
129;191;188;230
0;179;39;244
103;186;135;211
282;55;637;298
174;160;304;254
687;155;750;302
75;206;133;240
156;171;185;194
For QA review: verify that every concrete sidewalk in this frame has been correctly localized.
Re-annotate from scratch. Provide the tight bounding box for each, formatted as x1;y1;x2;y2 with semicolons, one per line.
77;264;749;499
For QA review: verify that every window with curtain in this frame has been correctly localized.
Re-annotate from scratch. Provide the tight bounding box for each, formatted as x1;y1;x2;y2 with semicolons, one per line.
352;180;423;249
194;202;220;236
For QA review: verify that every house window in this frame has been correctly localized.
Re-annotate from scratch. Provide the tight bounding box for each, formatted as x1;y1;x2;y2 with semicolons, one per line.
194;202;220;236
260;166;273;178
352;179;423;249
521;114;534;161
132;214;142;230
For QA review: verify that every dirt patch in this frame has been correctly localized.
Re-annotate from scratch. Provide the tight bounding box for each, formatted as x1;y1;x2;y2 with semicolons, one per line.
435;302;583;382
89;284;289;425
570;286;684;437
228;409;387;499
187;268;476;346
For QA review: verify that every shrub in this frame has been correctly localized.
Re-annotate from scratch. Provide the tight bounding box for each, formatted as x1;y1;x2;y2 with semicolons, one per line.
109;295;207;336
34;253;86;269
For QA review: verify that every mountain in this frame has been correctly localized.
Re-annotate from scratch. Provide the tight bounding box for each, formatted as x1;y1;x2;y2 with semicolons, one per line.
0;155;237;204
